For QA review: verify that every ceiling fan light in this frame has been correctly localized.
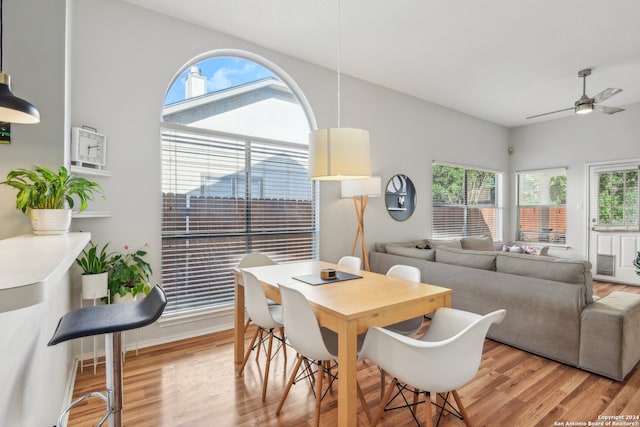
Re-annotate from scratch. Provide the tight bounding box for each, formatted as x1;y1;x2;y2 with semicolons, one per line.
575;103;594;115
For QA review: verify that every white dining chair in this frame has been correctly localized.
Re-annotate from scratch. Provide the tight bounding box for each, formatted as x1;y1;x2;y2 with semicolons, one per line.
384;265;424;336
275;283;370;426
337;255;361;271
359;307;506;427
238;252;277;334
238;271;286;402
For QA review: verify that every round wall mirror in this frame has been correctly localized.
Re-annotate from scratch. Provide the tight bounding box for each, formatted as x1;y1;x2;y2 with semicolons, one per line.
385;174;416;221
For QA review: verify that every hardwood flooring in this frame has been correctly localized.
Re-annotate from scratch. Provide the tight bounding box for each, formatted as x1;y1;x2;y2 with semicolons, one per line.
68;281;640;426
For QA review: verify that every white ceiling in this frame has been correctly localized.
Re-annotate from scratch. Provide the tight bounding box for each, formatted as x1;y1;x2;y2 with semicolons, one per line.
123;0;640;128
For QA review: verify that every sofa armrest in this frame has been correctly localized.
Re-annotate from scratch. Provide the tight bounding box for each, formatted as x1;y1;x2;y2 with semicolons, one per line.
580;291;640;381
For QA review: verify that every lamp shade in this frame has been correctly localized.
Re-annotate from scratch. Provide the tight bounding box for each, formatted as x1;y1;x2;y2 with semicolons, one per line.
341;176;381;198
0;73;40;124
308;127;371;180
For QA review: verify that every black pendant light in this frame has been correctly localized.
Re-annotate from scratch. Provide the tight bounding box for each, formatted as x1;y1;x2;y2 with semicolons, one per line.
0;0;39;124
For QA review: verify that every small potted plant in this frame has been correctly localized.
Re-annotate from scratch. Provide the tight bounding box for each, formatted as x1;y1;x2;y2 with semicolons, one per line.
76;241;113;301
1;165;103;234
108;244;153;303
634;251;640;278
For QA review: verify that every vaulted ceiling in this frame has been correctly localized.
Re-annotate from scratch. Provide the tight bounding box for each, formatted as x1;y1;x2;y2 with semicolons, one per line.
123;0;640;128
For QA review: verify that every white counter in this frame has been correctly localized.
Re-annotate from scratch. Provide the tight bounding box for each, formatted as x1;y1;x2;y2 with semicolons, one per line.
0;232;91;312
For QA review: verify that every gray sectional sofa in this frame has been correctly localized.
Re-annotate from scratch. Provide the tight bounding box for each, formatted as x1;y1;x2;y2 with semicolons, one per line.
369;237;640;381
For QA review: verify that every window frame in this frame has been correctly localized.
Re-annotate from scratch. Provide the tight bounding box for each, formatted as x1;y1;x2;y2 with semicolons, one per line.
431;161;503;241
515;167;567;245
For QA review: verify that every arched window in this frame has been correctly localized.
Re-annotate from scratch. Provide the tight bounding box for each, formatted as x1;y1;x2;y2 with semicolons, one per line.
161;53;318;316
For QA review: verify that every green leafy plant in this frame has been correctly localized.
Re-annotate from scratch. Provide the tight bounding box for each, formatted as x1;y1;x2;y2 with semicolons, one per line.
108;244;153;300
76;241;114;274
1;165;102;213
634;251;640;278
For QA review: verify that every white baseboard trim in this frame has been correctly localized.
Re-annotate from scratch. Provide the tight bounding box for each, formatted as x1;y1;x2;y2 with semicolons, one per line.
76;322;234;361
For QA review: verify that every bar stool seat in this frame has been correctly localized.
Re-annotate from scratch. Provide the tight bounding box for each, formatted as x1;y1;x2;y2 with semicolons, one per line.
49;285;167;427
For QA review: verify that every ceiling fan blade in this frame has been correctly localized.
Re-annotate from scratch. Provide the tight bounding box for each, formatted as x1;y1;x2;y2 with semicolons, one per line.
593;88;622;104
526;107;574;119
594;105;625;114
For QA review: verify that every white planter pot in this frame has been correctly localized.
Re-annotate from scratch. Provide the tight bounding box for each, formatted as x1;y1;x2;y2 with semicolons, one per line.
81;272;108;300
113;293;137;304
29;208;72;235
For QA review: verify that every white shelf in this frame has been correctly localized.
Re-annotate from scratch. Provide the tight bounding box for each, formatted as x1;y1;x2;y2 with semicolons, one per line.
72;211;112;219
70;165;112;177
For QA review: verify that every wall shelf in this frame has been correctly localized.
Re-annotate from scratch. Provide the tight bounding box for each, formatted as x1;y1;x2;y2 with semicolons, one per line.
72;211;112;219
70;165;112;177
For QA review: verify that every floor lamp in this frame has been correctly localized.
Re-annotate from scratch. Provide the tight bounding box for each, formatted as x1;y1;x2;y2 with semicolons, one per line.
341;177;381;271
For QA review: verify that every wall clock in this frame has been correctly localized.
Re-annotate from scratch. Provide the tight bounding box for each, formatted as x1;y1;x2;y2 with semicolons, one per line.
71;127;106;169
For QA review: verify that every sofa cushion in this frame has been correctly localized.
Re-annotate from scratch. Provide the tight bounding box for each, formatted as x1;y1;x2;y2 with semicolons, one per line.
425;238;462;249
385;245;435;261
461;235;494;251
496;252;593;302
376;239;427;253
435;246;497;270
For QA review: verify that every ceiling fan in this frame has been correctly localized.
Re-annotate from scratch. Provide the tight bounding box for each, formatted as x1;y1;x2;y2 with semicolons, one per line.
526;69;625;119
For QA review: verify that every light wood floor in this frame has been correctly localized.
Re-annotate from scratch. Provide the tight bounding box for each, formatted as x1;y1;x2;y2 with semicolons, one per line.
68;281;640;426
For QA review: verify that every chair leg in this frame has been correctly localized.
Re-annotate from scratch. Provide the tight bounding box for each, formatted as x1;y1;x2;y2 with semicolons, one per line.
357;381;372;423
452;390;473;427
244;317;251;335
314;361;324;427
276;354;303;416
380;368;386;402
424;391;433;427
255;329;264;361
278;326;287;362
239;326;260;376
372;377;397;426
261;332;274;402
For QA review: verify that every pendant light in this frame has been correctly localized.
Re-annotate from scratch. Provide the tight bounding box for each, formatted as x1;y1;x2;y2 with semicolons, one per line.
308;0;370;180
0;0;40;124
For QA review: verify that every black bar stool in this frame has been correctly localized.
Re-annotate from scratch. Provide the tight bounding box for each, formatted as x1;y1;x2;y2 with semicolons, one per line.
48;285;167;427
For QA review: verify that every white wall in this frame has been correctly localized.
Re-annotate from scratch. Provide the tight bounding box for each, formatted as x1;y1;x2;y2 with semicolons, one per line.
508;102;640;259
65;0;511;343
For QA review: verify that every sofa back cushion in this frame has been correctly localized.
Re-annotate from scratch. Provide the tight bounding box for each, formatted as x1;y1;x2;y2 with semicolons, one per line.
425;238;462;249
375;239;427;253
385;245;436;261
461;235;494;251
435;246;497;270
496;252;593;302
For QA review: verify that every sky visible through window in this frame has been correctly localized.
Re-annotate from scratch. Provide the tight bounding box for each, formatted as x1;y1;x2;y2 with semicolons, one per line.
164;57;277;106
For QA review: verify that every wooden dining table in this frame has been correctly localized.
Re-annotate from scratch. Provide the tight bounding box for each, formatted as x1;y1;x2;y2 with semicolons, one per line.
233;260;452;427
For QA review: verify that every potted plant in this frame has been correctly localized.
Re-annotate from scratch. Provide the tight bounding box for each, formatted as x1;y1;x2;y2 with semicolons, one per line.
108;244;153;303
76;241;113;301
1;165;102;234
634;251;640;278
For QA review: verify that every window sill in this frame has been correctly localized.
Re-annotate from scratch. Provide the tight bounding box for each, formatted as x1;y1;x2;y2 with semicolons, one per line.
158;304;234;327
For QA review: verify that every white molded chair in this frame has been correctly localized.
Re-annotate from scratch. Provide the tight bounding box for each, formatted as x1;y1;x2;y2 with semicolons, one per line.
359;307;506;427
337;255;361;271
238;271;286;402
384;265;424;336
238;252;277;333
276;283;370;426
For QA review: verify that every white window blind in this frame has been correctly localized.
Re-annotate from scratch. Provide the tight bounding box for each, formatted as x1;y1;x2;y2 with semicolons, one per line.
161;126;318;315
516;168;566;244
432;163;502;240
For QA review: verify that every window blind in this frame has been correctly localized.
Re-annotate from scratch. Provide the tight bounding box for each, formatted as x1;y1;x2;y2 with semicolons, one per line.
161;127;318;315
516;168;566;243
432;163;502;240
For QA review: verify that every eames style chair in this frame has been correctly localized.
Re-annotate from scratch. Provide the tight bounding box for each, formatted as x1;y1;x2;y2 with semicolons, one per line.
237;252;277;334
238;270;286;402
337;255;361;271
359;307;506;427
276;284;370;426
384;265;424;336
